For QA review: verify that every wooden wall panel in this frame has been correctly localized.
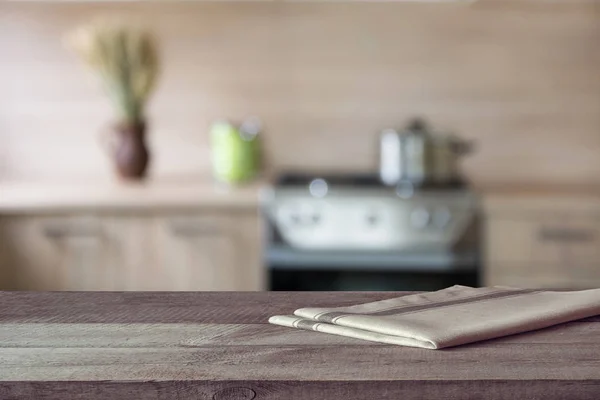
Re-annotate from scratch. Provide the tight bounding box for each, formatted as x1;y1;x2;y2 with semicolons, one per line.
0;1;599;185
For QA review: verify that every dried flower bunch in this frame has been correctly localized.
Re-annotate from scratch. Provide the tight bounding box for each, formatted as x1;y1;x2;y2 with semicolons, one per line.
67;19;159;125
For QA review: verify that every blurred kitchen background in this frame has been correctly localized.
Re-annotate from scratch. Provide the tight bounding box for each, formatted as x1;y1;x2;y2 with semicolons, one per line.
1;0;599;292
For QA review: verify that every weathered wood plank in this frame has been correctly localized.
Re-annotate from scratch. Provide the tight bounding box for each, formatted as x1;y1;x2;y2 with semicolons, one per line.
1;380;600;400
2;291;598;324
0;291;598;400
2;344;599;381
0;321;598;349
0;292;406;324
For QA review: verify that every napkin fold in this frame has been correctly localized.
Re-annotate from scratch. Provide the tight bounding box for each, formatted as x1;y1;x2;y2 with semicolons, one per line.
268;285;600;349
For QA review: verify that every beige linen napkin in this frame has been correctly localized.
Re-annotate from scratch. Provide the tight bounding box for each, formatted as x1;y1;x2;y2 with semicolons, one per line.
269;285;600;349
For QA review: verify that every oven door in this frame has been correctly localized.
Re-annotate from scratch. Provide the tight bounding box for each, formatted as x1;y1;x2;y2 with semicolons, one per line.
267;246;479;291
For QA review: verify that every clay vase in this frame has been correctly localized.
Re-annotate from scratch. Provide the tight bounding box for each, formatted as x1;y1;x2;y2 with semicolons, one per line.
105;121;150;180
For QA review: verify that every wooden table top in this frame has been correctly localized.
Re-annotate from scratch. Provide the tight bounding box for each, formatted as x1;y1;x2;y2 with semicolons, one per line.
1;291;599;400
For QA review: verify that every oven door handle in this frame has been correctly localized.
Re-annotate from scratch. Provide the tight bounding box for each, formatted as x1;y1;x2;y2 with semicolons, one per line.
266;247;478;272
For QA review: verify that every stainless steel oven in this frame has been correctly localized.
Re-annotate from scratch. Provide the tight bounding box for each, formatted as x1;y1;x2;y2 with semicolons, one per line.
262;174;480;291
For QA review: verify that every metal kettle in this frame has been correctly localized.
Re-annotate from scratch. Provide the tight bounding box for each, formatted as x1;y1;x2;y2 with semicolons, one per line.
379;119;473;186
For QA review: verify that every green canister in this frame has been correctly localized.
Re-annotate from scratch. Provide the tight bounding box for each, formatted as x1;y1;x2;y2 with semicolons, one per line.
210;118;261;184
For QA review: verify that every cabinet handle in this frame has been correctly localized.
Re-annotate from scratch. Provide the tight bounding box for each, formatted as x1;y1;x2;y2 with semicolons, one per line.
170;224;220;237
538;227;596;243
43;225;102;239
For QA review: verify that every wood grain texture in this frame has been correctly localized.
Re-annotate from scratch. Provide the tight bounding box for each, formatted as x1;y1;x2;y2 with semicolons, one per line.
0;292;599;399
0;215;107;291
2;344;600;381
2;321;598;348
0;1;599;186
2;380;599;400
0;292;403;323
0;210;264;291
483;196;600;288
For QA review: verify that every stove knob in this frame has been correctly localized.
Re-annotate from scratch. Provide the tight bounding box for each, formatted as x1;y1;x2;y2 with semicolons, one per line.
366;213;379;226
290;213;301;224
410;207;430;229
395;181;415;199
309;179;328;198
433;207;452;229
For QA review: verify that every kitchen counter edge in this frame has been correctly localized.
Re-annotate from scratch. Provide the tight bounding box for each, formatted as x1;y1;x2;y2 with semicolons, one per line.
0;181;266;214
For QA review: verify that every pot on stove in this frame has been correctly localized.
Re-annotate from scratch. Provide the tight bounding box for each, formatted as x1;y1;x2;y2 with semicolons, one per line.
379;118;474;186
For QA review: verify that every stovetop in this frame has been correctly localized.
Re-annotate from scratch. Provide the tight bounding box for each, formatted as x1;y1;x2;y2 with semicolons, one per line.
264;172;478;252
274;172;467;190
276;173;381;187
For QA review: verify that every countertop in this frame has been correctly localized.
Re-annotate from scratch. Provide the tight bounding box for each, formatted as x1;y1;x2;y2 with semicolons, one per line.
1;291;598;399
479;184;600;214
3;179;600;214
0;179;265;213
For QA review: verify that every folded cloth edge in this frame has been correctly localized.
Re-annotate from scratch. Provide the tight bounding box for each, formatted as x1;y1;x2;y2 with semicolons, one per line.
268;286;600;350
268;315;438;349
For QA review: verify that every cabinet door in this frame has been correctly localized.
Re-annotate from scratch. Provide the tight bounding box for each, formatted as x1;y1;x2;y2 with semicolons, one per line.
560;216;600;285
486;216;566;266
0;211;264;292
154;212;263;291
485;211;600;289
101;215;156;291
0;215;106;290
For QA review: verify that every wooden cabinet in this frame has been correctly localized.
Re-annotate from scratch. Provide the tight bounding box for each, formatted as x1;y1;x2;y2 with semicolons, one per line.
484;199;600;289
153;213;261;291
156;215;236;291
0;210;264;291
0;215;108;290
